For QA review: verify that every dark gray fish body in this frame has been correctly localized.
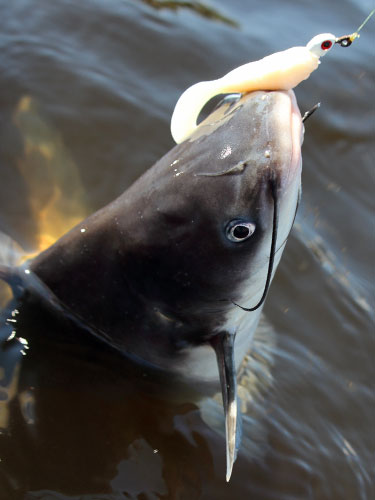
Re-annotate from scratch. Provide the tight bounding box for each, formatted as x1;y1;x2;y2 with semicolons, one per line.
1;90;303;479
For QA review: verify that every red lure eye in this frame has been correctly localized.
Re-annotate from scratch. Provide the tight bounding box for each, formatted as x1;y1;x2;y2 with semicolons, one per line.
321;40;333;50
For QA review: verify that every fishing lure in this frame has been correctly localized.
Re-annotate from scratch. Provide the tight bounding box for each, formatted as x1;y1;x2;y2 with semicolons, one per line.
171;10;374;144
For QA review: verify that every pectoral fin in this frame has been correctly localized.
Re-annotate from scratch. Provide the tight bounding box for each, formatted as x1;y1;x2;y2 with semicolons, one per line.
210;330;240;482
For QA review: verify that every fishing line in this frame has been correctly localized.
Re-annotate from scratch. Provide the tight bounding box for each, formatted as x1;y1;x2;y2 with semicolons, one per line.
234;176;279;312
336;8;374;46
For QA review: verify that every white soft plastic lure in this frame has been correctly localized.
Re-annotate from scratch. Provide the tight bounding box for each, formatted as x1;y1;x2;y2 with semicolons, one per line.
170;18;372;144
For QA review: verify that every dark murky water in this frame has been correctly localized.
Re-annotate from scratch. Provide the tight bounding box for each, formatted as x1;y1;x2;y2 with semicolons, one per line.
0;0;374;498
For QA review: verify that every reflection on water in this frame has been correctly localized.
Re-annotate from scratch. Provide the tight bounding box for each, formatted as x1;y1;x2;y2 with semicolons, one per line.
13;96;88;254
0;0;374;498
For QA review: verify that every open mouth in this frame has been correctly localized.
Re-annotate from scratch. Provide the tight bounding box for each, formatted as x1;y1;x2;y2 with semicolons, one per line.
289;89;304;176
266;90;303;190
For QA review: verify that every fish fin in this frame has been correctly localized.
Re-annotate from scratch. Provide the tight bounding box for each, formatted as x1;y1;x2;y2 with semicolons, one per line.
210;330;241;482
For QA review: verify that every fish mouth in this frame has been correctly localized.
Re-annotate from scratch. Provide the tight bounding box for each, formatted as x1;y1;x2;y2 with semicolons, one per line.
268;89;303;190
289;89;304;178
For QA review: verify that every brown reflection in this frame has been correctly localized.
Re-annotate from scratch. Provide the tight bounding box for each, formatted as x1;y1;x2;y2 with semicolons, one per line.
0;281;13;309
13;96;89;255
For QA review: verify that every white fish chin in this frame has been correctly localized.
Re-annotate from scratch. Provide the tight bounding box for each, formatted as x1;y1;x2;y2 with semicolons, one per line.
175;308;262;382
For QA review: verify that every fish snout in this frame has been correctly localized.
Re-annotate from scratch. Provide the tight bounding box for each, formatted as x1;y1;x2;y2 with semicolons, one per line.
259;90;303;193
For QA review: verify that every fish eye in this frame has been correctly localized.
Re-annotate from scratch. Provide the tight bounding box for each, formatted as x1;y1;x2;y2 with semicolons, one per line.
226;220;256;242
306;33;336;57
